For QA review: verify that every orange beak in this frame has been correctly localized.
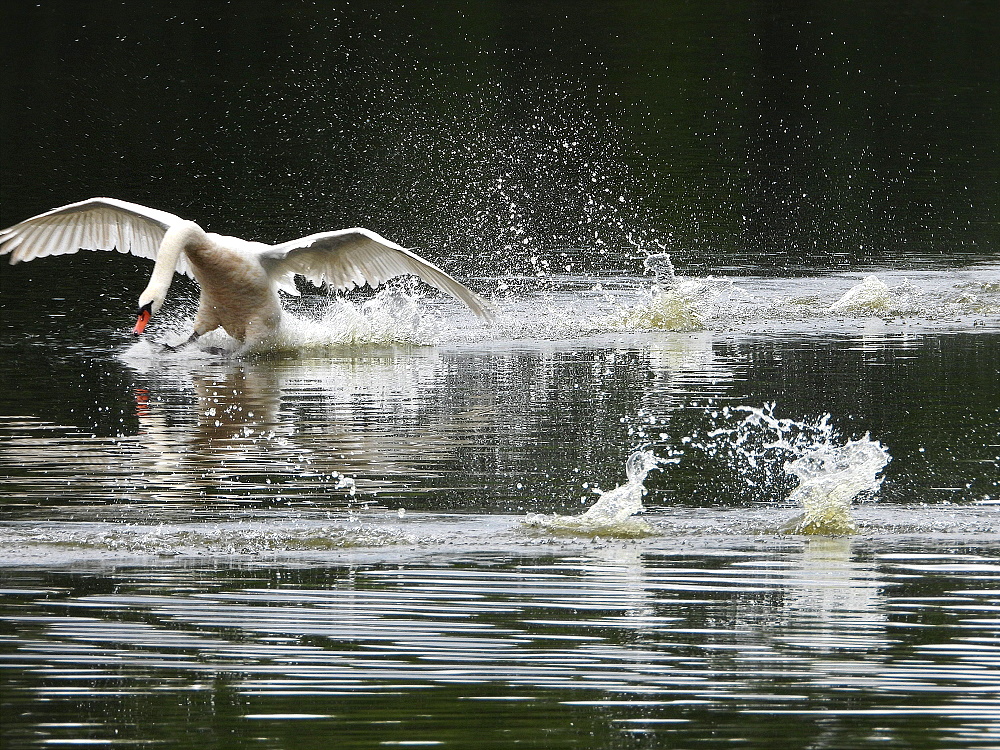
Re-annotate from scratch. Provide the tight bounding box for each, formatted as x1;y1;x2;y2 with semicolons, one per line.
133;307;152;335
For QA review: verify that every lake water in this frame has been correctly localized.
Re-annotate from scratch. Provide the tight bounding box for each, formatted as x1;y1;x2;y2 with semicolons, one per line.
1;3;999;749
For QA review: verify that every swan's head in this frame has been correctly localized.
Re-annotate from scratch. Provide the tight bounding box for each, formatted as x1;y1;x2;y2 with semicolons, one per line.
132;292;165;335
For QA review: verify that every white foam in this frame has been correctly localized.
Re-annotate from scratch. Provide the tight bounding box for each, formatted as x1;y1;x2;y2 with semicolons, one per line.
264;290;444;351
831;275;893;313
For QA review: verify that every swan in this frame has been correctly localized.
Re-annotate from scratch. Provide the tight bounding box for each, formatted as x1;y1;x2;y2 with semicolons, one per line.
0;197;492;347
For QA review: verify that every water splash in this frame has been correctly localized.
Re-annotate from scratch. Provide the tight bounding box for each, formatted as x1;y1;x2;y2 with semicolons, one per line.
269;288;443;350
830;274;927;317
523;450;665;537
124;287;447;360
643;253;676;283
611;278;724;332
781;438;891;535
698;405;891;535
595;256;724;332
831;275;894;314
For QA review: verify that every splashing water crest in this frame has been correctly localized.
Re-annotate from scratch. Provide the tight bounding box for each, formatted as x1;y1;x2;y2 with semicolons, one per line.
691;404;891;535
830;275;893;314
609;278;725;332
581;253;723;332
829;274;932;318
643;252;676;283
781;438;892;535
523;450;666;537
271;289;443;350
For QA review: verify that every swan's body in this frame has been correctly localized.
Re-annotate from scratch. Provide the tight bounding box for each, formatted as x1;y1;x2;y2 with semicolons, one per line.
0;197;491;346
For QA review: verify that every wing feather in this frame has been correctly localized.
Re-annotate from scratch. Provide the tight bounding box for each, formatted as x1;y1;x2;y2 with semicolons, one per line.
0;197;195;278
261;228;493;321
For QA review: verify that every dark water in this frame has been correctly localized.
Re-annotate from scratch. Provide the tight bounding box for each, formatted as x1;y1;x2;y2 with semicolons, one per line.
1;2;999;749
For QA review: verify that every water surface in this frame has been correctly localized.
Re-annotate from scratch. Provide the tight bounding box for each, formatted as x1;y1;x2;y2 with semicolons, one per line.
2;268;998;749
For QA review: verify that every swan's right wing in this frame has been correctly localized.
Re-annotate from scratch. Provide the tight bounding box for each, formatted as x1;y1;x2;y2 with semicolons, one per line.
0;197;195;278
261;228;494;321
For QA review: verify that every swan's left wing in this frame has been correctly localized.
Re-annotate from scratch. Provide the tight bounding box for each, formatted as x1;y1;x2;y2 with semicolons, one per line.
260;228;493;321
0;197;196;278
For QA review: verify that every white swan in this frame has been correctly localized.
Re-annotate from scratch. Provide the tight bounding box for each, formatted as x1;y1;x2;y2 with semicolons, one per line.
0;197;492;347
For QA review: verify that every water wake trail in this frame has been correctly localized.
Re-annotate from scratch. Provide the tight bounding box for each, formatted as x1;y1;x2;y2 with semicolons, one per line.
117;263;999;361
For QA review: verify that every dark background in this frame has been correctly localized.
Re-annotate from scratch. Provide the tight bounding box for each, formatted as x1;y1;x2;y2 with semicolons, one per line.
2;0;998;279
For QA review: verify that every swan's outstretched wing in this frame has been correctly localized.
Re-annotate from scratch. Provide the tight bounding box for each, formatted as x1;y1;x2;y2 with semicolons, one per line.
261;228;493;321
0;197;195;278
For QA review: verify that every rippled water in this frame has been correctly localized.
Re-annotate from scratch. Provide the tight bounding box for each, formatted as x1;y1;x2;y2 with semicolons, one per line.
2;266;999;748
3;528;1000;748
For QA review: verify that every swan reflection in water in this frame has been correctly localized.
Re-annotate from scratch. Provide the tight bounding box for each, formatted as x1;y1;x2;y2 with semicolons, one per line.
124;349;473;508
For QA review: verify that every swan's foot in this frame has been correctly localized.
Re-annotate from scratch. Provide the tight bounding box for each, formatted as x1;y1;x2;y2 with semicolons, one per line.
161;331;202;352
161;342;226;356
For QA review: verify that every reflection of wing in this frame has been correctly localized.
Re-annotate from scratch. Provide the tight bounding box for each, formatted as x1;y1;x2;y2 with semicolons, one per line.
260;228;493;321
0;197;195;278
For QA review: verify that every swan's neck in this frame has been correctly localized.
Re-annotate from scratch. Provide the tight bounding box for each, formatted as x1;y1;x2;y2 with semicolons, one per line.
138;221;203;312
